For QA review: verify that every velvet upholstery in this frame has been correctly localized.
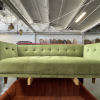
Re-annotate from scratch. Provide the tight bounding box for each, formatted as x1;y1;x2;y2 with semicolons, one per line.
0;41;18;60
17;45;83;57
84;43;100;60
0;78;97;100
0;56;100;78
0;41;100;78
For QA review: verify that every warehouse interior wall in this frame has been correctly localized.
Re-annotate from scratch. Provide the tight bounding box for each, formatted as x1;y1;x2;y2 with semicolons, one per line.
0;34;35;44
0;33;82;44
0;33;100;44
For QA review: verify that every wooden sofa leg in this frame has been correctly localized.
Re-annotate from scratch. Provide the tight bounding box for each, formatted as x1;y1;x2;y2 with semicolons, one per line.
28;77;34;85
92;78;95;84
72;78;79;85
4;77;8;84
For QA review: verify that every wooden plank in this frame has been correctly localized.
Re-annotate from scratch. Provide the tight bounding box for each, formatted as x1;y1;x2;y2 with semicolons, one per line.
4;77;8;84
28;78;34;85
72;78;79;85
92;78;95;84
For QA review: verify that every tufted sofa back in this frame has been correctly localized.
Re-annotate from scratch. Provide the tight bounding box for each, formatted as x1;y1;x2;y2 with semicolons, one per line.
84;43;100;60
17;45;83;57
0;41;18;60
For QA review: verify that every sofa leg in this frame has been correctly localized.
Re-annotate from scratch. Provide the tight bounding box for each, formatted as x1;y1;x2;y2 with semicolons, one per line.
28;77;34;85
72;78;79;85
4;77;8;84
92;78;95;84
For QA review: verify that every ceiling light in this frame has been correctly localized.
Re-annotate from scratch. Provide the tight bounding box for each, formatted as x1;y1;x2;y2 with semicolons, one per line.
75;12;86;23
19;29;23;35
8;23;14;30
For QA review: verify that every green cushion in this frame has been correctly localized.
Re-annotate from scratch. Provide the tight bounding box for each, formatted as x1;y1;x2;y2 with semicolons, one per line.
84;43;100;60
1;41;100;78
0;41;18;60
17;45;83;57
0;56;100;77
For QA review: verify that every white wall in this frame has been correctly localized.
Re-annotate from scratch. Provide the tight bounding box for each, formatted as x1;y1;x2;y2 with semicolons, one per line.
0;34;82;44
0;34;35;44
84;34;100;41
1;34;100;44
36;35;82;44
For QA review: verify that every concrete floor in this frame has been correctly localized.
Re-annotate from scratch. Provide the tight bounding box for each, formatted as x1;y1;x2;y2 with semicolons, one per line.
1;78;100;99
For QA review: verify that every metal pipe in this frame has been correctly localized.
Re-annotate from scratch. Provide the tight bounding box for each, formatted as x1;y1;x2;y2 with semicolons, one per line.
2;0;35;33
66;0;87;30
49;0;94;24
33;0;43;22
78;5;100;25
56;0;64;25
66;2;88;30
82;17;100;32
35;23;42;31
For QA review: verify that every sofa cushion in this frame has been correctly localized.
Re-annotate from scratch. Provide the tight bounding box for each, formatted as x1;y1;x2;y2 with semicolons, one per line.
84;43;100;61
11;96;85;100
0;41;18;60
17;45;83;57
0;56;100;76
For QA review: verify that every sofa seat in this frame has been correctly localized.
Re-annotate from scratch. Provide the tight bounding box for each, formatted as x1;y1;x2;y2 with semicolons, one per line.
0;78;97;100
0;56;100;76
11;96;85;100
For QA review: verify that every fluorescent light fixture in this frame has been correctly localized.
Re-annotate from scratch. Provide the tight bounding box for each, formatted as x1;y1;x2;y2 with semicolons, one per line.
75;12;86;23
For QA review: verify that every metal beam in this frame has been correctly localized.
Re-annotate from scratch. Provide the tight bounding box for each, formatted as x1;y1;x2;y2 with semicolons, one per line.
56;0;66;26
33;0;43;22
44;0;49;32
49;0;94;24
51;26;58;32
66;1;88;30
2;0;35;33
65;0;87;29
47;0;49;32
42;25;48;31
35;23;42;31
78;5;100;25
82;32;84;44
82;18;100;32
35;33;82;35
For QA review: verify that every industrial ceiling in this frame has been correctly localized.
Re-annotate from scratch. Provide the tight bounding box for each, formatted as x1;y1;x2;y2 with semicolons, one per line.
1;0;100;33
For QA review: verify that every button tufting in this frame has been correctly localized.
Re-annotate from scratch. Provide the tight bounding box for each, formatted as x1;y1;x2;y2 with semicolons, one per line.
66;49;67;51
6;47;8;49
26;50;27;51
58;49;59;51
87;49;89;51
74;49;75;51
95;49;96;51
12;49;14;50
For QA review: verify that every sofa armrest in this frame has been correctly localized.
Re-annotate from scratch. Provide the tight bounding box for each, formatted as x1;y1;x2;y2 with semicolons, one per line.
79;83;97;100
84;43;100;60
0;84;16;100
0;41;18;60
0;91;10;100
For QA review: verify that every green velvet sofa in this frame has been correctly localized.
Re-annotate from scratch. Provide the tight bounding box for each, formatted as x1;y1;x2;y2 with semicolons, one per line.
0;41;100;78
